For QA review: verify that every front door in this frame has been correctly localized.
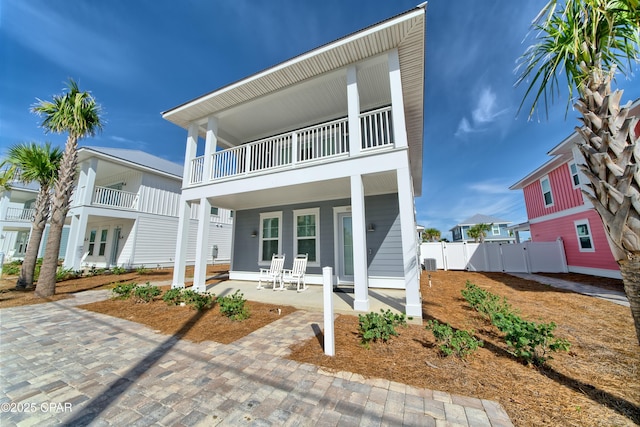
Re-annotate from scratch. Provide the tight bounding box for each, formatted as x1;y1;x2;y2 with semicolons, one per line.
337;213;354;283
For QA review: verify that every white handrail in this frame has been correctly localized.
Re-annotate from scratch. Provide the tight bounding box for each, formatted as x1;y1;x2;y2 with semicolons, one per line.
5;207;35;221
93;186;138;209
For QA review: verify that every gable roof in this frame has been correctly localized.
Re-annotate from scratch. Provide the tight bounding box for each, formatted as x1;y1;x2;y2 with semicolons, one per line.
78;146;183;178
454;213;511;228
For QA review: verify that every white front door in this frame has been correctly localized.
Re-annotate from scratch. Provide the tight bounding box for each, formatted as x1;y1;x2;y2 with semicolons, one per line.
337;213;354;283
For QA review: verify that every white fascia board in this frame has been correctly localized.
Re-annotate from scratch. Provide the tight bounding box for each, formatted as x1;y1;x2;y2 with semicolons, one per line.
509;155;568;190
79;149;182;181
528;204;593;224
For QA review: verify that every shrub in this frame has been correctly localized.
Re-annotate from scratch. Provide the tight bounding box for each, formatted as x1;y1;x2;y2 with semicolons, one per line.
162;288;183;306
218;290;249;320
358;309;407;348
426;320;483;359
462;281;570;366
112;282;137;299
55;267;79;282
491;312;570;366
133;282;161;303
181;289;214;310
136;265;150;275
111;266;126;275
2;264;21;276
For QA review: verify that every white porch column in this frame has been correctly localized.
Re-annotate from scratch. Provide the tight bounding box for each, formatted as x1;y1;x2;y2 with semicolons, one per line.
183;123;199;187
192;197;212;292
350;174;369;311
0;191;10;249
78;158;98;206
388;48;408;149
347;65;362;157
63;210;88;270
171;197;191;289
396;166;421;318
204;116;218;181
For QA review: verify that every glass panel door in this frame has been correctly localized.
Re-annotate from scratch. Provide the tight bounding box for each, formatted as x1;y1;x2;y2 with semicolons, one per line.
337;213;354;282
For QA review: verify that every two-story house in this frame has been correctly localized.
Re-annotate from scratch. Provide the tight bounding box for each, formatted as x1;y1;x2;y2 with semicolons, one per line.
62;146;233;270
450;214;515;244
163;6;426;318
509;99;640;279
0;181;70;261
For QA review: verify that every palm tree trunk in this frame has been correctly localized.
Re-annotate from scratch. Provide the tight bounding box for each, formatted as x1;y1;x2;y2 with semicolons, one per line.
35;137;78;297
619;257;640;345
15;187;50;289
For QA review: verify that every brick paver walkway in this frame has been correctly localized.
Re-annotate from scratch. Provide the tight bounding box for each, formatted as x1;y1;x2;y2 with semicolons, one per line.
0;290;513;426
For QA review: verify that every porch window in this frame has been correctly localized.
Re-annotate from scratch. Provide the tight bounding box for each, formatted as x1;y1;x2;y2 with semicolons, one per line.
540;176;554;207
293;208;319;264
569;163;580;187
574;220;594;252
259;212;282;263
492;224;500;235
98;229;109;256
210;207;219;216
88;230;97;256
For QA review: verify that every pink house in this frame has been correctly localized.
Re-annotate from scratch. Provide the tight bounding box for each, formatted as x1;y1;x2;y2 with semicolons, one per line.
510;99;640;279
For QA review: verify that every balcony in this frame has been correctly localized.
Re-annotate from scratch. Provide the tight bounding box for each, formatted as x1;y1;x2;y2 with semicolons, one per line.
92;186;139;210
4;207;35;222
189;106;393;186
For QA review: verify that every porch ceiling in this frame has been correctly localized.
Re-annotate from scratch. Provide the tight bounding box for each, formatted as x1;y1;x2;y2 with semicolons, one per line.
163;6;425;194
207;171;398;211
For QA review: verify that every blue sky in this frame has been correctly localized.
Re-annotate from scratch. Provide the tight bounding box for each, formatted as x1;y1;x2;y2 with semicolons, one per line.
1;0;639;239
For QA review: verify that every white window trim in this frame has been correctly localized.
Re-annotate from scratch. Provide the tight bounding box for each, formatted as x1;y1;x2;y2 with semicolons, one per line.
541;176;554;207
492;224;500;235
293;207;320;267
568;162;580;188
574;219;595;252
258;211;283;266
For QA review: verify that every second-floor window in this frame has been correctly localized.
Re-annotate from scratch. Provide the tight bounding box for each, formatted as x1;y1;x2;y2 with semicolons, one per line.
259;212;282;263
541;177;554;207
569;163;580;187
574;220;594;252
492;224;500;235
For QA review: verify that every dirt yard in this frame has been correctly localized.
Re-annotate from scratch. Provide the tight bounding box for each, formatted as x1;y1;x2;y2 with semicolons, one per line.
1;267;637;426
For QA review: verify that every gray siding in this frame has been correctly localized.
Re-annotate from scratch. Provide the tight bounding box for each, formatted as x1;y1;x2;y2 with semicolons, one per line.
232;193;403;277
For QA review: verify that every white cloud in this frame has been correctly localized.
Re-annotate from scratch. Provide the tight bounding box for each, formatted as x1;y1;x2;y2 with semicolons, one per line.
109;135;148;150
468;179;512;194
455;86;510;138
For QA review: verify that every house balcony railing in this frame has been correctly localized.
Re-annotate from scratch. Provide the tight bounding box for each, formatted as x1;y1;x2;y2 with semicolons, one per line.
4;207;35;222
92;186;139;209
189;106;394;185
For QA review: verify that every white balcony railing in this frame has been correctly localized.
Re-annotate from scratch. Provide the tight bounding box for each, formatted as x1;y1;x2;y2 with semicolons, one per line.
92;186;138;209
190;106;392;185
5;207;35;221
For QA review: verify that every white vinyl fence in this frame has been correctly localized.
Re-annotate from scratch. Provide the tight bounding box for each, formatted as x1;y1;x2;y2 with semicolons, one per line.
420;240;568;273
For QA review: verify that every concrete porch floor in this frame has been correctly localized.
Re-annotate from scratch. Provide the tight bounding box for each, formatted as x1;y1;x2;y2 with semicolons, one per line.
204;278;410;317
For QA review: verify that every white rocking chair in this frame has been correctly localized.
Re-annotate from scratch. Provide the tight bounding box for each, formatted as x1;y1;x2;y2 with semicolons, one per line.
282;254;308;292
257;254;285;290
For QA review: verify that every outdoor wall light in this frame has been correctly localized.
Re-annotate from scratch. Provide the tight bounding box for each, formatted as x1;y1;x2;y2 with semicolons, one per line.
251;231;258;238
367;223;375;232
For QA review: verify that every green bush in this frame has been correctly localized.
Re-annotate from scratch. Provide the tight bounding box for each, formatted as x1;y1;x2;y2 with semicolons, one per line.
218;290;249;320
2;263;21;276
461;281;513;319
426;320;483;358
111;282;137;299
55;267;79;282
136;265;150;275
111;266;126;275
133;282;161;303
181;289;214;310
162;288;183;306
462;281;570;366
358;309;407;348
491;312;570;366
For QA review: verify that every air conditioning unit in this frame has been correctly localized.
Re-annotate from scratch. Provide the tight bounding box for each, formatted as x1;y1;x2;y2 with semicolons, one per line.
423;258;437;271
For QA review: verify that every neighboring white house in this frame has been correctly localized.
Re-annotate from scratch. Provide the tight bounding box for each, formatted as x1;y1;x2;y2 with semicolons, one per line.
61;146;233;270
0;182;70;261
162;6;426;318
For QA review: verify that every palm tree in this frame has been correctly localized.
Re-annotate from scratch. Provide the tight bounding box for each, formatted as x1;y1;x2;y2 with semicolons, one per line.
467;223;492;243
422;227;442;242
0;143;63;289
517;0;640;343
31;79;103;297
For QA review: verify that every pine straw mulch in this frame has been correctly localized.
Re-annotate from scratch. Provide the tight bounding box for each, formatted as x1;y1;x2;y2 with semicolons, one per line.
288;271;639;427
1;267;638;426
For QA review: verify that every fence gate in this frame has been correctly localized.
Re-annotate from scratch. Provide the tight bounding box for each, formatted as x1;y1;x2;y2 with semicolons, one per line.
419;240;568;273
